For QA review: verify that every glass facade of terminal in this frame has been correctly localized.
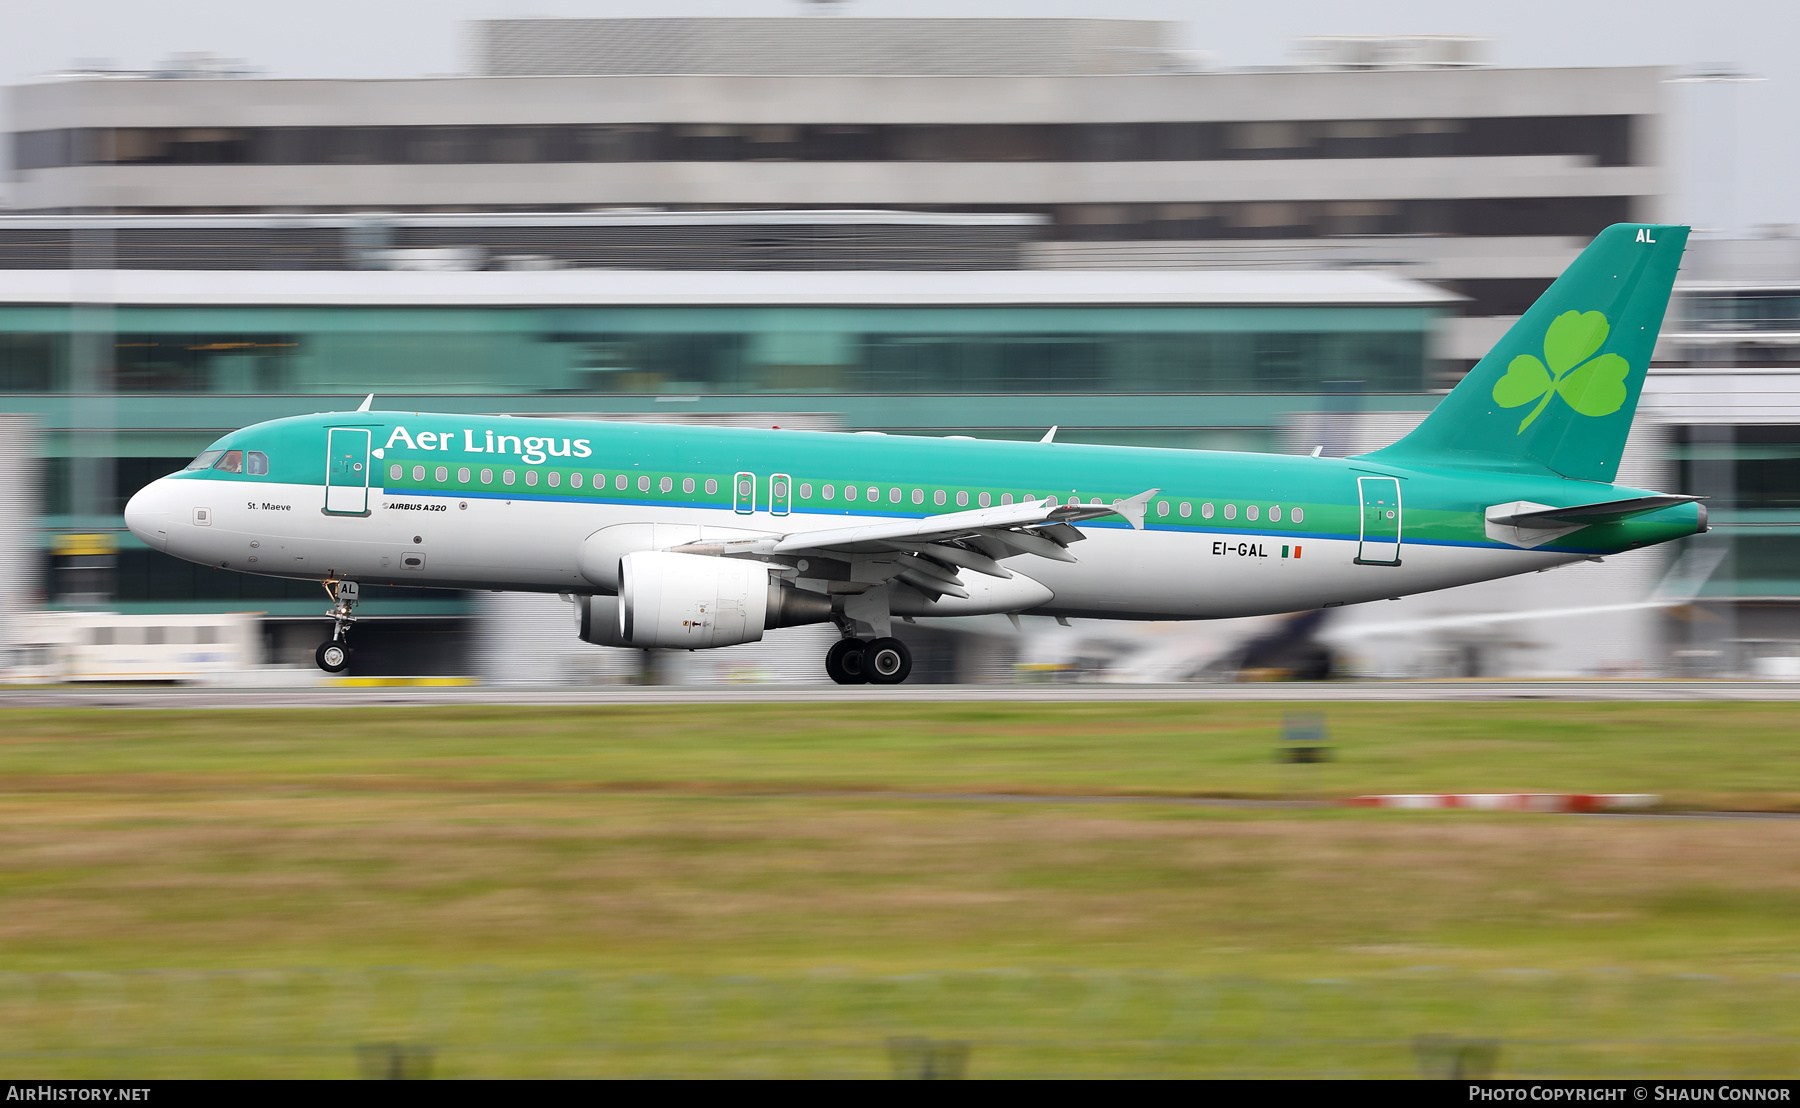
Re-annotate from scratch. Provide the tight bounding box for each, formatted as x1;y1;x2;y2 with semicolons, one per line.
1669;289;1800;603
1674;424;1800;600
0;305;1431;396
15;116;1639;170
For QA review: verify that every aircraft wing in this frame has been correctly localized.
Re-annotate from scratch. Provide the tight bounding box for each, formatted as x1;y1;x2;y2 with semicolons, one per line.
1323;543;1729;643
1324;598;1686;642
770;488;1157;555
668;488;1157;600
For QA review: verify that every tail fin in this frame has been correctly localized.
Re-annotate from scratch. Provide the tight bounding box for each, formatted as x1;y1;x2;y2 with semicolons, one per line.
1365;223;1688;482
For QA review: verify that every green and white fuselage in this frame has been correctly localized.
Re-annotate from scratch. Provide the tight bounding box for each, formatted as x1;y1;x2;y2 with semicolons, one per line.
123;223;1708;679
126;415;1700;614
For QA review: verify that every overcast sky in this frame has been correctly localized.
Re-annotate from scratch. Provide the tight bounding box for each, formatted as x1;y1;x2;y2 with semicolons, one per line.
4;0;1795;232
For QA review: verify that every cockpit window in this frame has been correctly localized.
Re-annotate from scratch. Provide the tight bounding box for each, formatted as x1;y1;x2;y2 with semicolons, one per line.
247;451;269;476
213;450;245;474
186;450;224;470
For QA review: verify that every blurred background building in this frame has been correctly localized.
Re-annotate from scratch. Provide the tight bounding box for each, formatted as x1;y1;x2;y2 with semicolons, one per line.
0;16;1787;681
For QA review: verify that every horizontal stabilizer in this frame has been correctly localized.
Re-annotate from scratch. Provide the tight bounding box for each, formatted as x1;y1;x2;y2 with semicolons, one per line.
1487;494;1702;529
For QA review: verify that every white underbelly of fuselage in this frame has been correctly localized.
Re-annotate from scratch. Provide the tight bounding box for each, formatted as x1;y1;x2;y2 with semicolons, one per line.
157;482;1576;620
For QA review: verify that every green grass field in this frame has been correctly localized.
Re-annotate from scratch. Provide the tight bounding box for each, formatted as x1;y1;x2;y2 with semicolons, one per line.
1;702;1797;1077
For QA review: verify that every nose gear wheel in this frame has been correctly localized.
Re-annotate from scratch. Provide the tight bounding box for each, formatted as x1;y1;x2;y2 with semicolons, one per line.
316;641;350;673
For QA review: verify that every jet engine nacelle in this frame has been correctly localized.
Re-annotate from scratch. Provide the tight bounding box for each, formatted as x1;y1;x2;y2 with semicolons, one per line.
575;594;629;647
598;550;833;649
578;522;774;592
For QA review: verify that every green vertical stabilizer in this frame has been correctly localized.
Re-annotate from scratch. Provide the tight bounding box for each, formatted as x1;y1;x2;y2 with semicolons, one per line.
1364;223;1688;482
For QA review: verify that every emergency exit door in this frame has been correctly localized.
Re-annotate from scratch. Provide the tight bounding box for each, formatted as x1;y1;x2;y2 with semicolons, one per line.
325;428;371;515
733;471;756;515
1355;476;1402;565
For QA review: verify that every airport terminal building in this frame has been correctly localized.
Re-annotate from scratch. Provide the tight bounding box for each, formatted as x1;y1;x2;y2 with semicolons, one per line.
0;18;1792;679
7;18;1664;378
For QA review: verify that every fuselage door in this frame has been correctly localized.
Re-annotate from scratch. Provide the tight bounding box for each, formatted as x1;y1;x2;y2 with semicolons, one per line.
1355;475;1402;566
770;473;791;517
733;470;756;515
325;427;372;515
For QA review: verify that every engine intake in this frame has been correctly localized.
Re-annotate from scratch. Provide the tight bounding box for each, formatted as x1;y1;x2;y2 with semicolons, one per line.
591;551;832;649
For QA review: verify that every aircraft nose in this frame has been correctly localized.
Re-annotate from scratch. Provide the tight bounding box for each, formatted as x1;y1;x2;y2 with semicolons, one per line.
124;477;176;551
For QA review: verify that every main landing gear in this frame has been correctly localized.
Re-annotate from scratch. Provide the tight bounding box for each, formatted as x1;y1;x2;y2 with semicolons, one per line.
825;635;913;685
315;579;360;674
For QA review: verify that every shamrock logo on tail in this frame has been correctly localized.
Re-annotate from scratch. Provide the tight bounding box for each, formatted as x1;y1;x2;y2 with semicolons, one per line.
1492;310;1631;433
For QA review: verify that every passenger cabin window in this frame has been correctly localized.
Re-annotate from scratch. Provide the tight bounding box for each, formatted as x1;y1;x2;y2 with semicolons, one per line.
187;450;223;470
213;450;245;474
247;451;269;475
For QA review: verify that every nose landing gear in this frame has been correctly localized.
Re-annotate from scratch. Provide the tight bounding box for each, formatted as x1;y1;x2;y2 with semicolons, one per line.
316;578;359;673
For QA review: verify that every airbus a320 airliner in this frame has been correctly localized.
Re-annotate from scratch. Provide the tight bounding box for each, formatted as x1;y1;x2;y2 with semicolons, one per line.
125;224;1704;684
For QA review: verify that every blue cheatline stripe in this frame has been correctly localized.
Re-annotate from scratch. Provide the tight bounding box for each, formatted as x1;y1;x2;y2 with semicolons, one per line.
383;486;1603;554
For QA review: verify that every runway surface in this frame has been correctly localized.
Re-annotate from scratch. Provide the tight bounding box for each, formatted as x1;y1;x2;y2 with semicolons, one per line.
5;679;1800;708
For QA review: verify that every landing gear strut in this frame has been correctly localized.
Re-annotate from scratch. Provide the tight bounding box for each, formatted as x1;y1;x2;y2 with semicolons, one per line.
315;578;359;673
